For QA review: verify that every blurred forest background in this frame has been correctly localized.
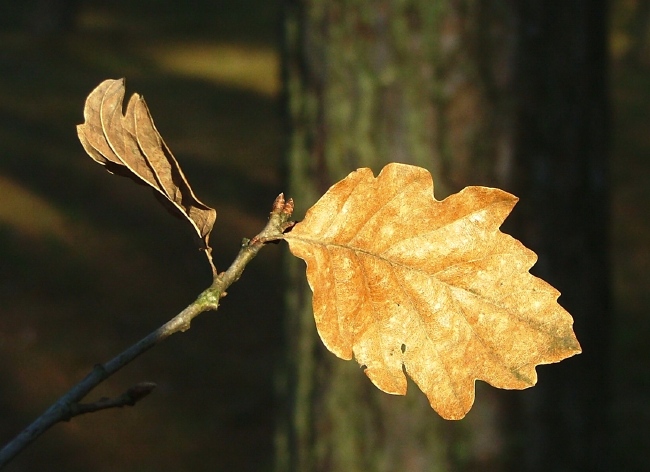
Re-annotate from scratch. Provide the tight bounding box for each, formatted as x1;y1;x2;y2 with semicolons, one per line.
0;1;648;471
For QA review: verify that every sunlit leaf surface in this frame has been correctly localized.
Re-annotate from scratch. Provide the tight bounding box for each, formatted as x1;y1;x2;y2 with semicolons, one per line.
285;163;581;419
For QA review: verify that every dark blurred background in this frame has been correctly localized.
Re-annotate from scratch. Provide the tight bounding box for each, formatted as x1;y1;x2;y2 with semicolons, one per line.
0;1;647;471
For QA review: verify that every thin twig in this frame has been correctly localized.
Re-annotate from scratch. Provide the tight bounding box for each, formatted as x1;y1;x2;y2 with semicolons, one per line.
0;194;293;469
66;382;157;419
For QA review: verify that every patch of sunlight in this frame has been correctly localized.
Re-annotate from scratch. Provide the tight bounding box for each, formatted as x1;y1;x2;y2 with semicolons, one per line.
77;8;123;32
611;30;633;61
141;41;279;97
0;175;72;243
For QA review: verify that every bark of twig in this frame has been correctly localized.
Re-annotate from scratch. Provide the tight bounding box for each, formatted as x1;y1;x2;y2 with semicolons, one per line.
0;194;293;469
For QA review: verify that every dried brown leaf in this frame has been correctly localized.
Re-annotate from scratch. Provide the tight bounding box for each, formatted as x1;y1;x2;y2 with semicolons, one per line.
77;79;217;269
284;163;581;420
130;96;216;240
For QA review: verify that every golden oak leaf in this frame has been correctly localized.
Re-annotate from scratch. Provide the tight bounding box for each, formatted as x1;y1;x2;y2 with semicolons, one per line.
77;79;217;271
284;163;581;420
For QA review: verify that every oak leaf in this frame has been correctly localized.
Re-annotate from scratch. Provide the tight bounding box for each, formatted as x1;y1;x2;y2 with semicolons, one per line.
77;79;217;271
284;163;581;420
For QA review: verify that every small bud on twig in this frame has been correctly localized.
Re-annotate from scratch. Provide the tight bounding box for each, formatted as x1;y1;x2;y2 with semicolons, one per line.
283;198;294;217
127;382;157;404
272;193;286;214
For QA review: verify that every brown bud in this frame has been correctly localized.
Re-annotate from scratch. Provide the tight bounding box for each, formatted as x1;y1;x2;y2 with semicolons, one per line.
127;382;157;402
283;198;294;216
272;193;285;214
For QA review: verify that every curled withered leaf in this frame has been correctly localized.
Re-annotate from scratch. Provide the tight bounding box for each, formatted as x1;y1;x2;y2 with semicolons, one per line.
284;163;581;420
77;79;217;272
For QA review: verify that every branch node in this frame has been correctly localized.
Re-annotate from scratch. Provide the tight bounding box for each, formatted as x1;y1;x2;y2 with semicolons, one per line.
179;321;191;332
282;221;296;233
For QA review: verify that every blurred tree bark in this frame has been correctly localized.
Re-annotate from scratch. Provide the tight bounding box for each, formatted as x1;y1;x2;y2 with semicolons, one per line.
277;1;609;471
507;2;611;472
623;0;650;65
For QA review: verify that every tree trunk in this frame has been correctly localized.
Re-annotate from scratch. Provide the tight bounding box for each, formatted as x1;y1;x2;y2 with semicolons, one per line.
507;2;611;471
277;1;609;471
